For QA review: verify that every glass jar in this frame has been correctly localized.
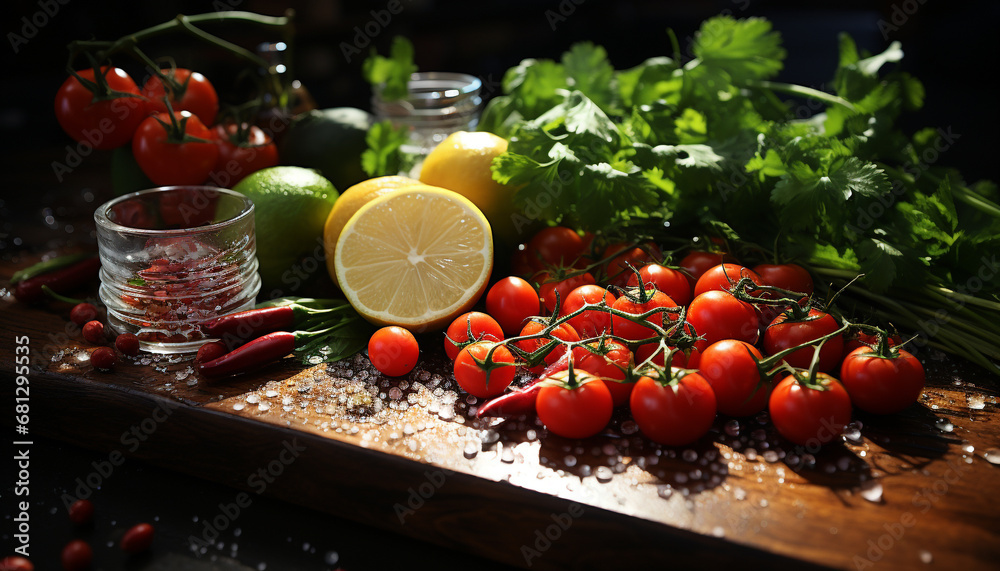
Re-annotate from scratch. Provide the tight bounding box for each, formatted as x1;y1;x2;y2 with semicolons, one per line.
371;72;483;171
95;186;261;354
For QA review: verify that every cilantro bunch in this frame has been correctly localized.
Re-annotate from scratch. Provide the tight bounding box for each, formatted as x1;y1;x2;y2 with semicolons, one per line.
481;16;1000;372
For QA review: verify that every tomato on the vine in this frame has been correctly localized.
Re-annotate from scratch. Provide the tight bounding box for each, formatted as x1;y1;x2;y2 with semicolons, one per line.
209;123;280;187
686;290;760;345
630;370;717;446
453;342;516;398
698;339;769;417
634;338;704;369
753;263;814;297
693;263;762;298
142;68;219;125
443;311;503;360
514;319;580;373
762;308;844;372
132;111;219;185
678;250;738;282
571;339;633;407
626;263;693;306
561;284;615;338
611;286;677;343
485;276;540;335
536;369;614;439
769;373;852;447
839;346;925;414
55;67;148;150
538;272;596;314
602;241;662;287
526;226;590;271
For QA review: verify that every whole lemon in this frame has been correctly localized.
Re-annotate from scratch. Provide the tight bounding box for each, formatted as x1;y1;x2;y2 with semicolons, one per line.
322;175;420;286
232;166;339;287
419;131;522;246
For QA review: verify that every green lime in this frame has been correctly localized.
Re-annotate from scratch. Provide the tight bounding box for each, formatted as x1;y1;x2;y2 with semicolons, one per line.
279;107;372;192
232;166;339;287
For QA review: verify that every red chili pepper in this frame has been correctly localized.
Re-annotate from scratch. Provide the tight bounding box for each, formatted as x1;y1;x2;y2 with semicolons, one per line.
200;305;296;341
197;331;296;379
13;255;101;304
476;379;544;418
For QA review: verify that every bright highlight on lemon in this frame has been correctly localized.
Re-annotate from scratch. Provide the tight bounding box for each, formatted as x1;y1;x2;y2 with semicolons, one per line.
334;184;493;331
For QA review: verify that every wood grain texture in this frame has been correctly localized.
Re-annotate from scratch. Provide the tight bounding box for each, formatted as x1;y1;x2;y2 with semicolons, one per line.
2;270;998;571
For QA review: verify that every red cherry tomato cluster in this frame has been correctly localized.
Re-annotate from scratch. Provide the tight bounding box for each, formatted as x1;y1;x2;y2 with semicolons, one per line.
408;228;928;448
55;67;278;188
66;302;142;371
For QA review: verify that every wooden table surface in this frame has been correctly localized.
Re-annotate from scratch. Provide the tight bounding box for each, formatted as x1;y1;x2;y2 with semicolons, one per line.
2;261;998;570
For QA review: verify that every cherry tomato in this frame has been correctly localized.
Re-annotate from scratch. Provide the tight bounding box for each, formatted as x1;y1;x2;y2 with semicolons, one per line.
90;346;117;370
693;263;762;298
132;111;219;186
485;276;540;336
209;123;280;187
840;346;925;414
443;312;504;360
453;342;516;398
626;263;693;306
753;263;814;297
526;226;589;271
572;340;633;407
536;369;614;439
55;67;147;150
561;284;615;338
70;303;98;326
686;290;760;346
67;499;94;525
142;68;219;125
120;522;155;553
368;326;419;377
769;373;852;447
698;339;769;417
61;540;92;571
82;320;104;344
538;272;596;314
0;556;33;571
514;319;580;373
763;308;843;372
630;371;717;446
611;287;677;343
115;332;141;356
602;241;662;287
678;250;738;282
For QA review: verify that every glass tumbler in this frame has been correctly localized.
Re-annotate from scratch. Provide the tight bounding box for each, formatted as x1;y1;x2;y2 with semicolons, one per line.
95;186;261;354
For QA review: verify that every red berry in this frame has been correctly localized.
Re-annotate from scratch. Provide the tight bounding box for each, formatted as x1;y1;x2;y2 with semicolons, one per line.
68;499;94;525
70;303;98;326
115;333;141;356
196;341;227;363
0;556;34;571
120;522;155;553
82;320;104;344
91;347;116;370
61;540;92;571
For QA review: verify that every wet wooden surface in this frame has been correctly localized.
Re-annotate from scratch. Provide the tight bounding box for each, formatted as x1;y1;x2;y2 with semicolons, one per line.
1;264;999;570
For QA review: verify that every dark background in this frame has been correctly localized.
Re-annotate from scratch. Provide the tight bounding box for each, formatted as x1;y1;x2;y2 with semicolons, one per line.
1;1;997;570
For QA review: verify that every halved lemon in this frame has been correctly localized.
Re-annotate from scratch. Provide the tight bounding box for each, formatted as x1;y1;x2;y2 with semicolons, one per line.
334;184;493;332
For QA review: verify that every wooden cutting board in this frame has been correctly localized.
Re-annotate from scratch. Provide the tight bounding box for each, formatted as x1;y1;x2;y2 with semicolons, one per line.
2;270;998;571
